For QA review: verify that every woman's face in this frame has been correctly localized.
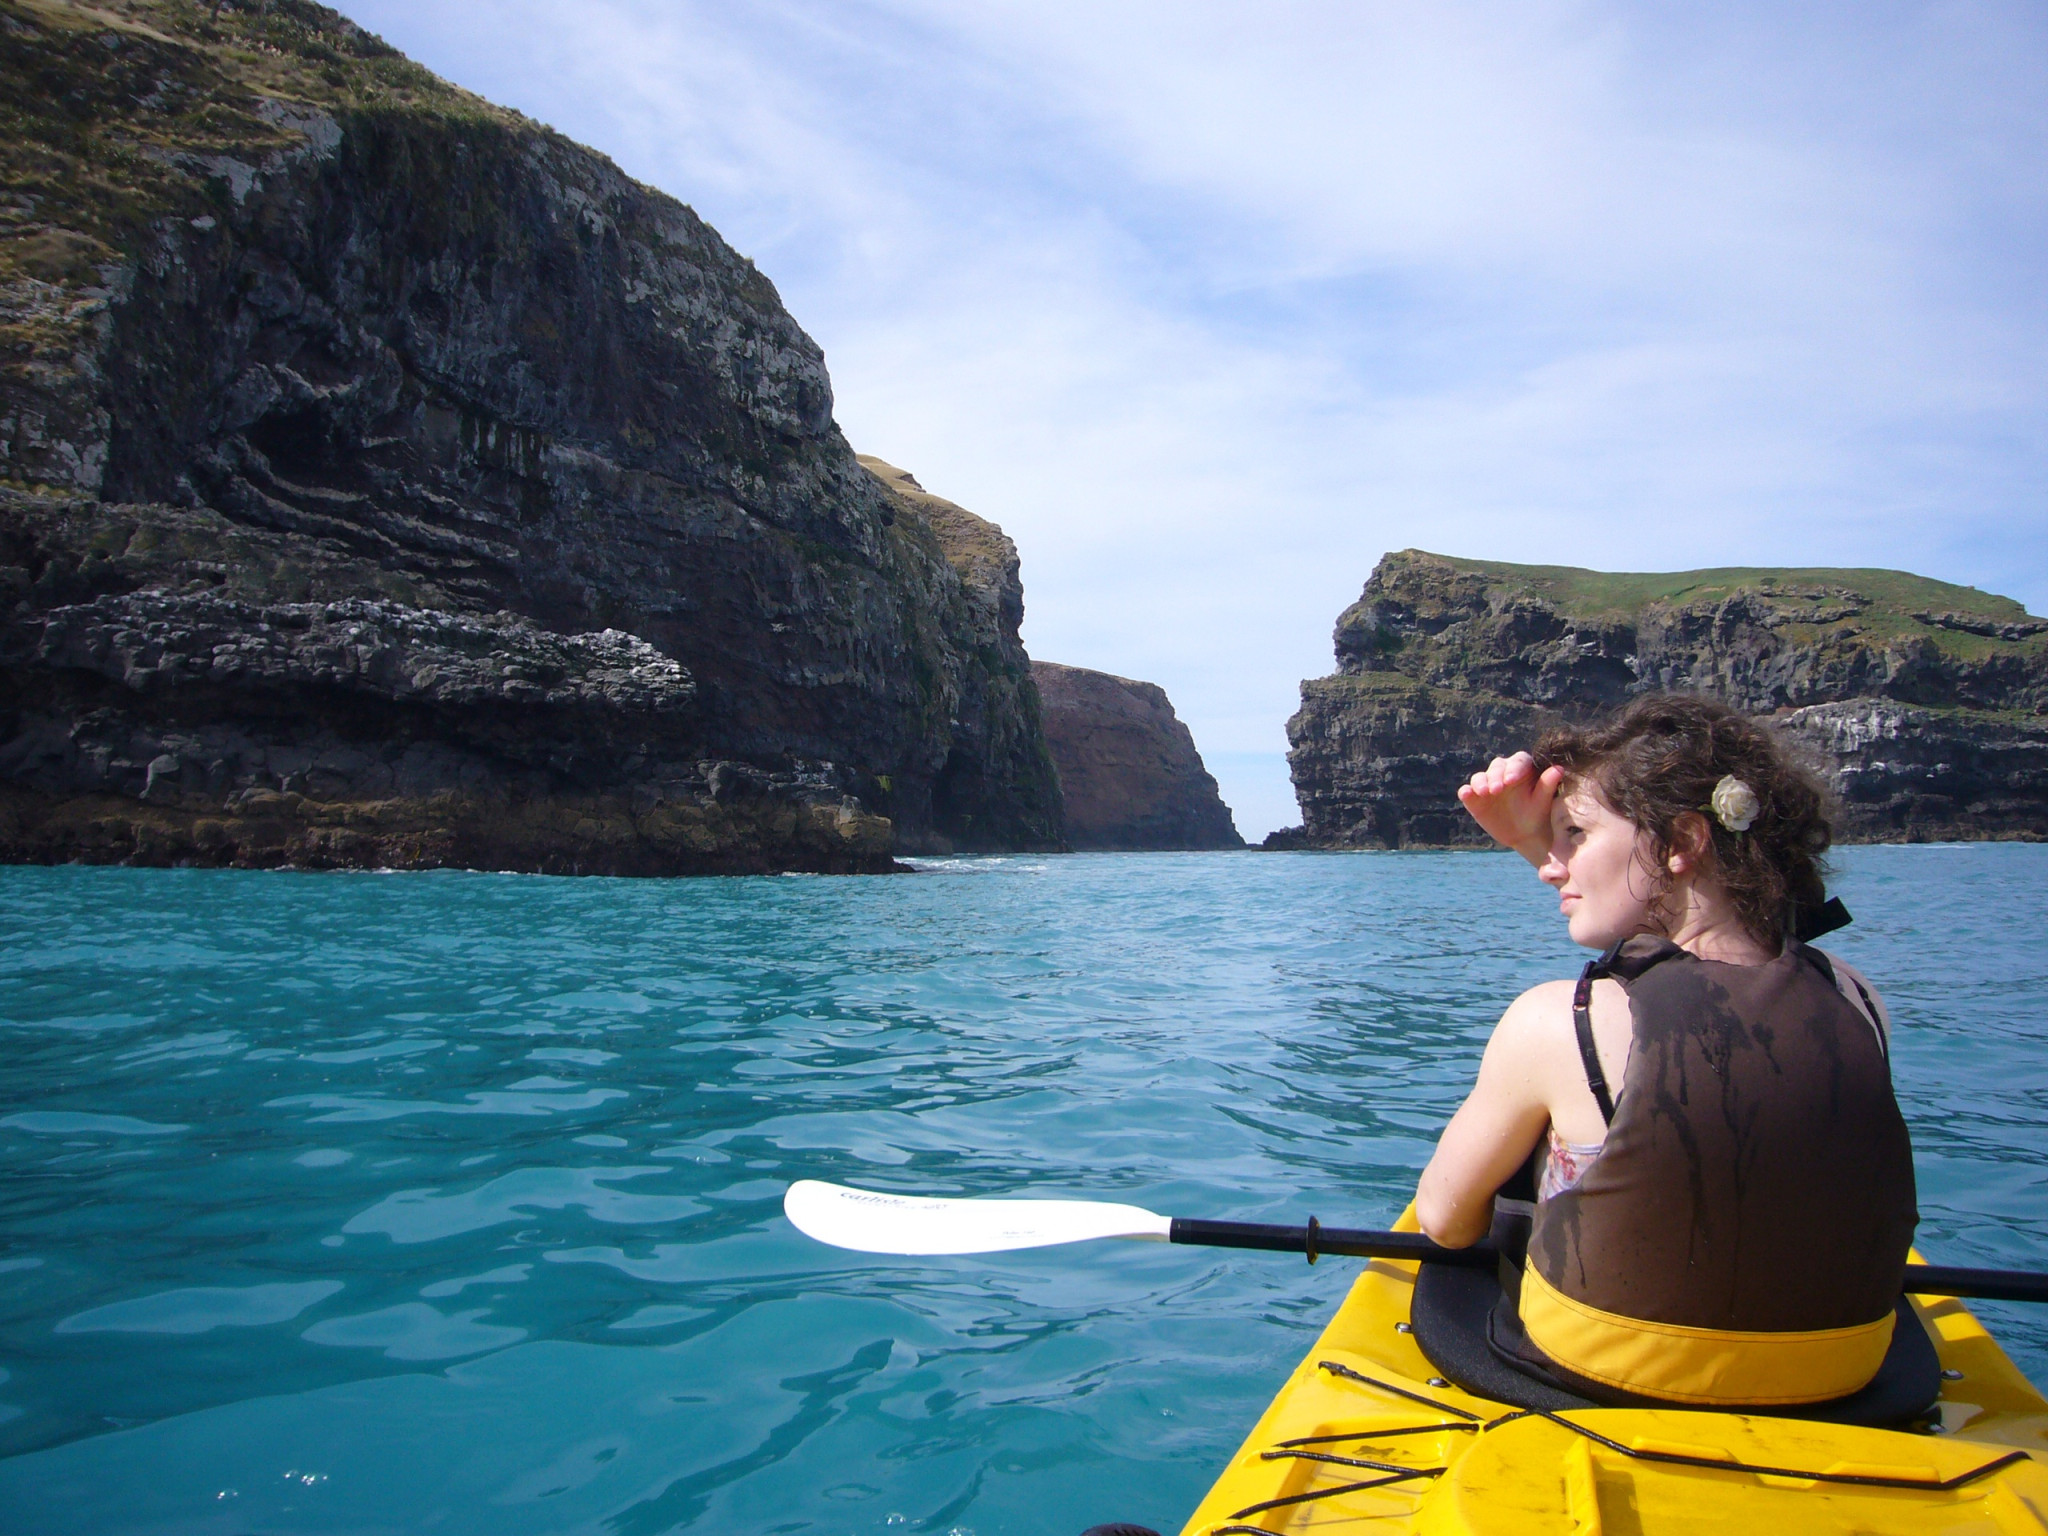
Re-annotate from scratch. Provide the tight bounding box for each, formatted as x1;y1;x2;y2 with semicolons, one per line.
1539;779;1665;949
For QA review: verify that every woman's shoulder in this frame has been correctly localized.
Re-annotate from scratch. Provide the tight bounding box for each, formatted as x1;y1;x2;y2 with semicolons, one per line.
1808;945;1879;991
1487;974;1631;1080
1501;974;1628;1016
1807;946;1892;1048
1490;977;1587;1045
1502;977;1578;1018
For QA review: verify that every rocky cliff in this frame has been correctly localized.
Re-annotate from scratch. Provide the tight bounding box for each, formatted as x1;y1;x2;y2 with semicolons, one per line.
1278;550;2048;848
858;459;1062;854
1031;661;1240;850
0;0;1061;872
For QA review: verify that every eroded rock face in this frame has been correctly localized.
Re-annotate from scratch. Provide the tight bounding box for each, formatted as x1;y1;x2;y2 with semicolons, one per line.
0;490;891;872
859;459;1061;853
1279;550;2048;847
0;1;1060;872
1031;661;1240;850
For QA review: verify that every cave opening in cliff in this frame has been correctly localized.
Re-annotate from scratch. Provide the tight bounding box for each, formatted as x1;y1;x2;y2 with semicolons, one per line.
247;406;340;481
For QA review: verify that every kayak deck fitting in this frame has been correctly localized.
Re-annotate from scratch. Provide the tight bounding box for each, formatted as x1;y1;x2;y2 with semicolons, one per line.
1179;1209;2048;1535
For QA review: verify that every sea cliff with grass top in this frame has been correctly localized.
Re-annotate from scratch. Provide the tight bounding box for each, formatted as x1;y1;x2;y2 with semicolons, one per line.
1274;550;2048;848
0;0;1066;873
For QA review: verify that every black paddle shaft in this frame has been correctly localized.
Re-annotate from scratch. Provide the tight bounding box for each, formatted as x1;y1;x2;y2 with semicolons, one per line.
1165;1218;2048;1304
1904;1264;2048;1305
1168;1218;1495;1269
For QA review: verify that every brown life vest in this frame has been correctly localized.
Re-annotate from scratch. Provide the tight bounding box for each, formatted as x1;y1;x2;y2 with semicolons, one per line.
1519;935;1918;1406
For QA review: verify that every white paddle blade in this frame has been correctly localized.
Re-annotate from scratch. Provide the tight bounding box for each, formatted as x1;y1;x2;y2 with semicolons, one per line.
784;1180;1172;1256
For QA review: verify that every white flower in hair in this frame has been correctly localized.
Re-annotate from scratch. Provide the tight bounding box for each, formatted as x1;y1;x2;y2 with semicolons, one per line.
1710;775;1760;833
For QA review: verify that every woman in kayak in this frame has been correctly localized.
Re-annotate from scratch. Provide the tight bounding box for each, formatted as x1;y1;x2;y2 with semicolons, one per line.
1415;693;1917;1408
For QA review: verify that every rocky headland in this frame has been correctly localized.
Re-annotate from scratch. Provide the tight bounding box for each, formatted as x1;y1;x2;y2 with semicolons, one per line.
0;0;1062;873
1030;660;1241;850
1275;550;2048;848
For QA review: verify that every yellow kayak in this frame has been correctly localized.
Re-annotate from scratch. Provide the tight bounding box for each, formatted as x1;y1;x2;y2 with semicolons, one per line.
1179;1208;2048;1535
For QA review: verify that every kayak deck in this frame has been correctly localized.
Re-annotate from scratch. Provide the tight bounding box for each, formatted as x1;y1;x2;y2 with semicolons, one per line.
1179;1211;2048;1535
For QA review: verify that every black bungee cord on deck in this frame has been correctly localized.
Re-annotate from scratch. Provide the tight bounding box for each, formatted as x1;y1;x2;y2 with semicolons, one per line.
1198;1355;2035;1533
1486;1406;2031;1493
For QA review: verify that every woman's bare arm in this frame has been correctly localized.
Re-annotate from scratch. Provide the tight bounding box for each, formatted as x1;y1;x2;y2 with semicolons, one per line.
1457;752;1564;868
1415;983;1568;1247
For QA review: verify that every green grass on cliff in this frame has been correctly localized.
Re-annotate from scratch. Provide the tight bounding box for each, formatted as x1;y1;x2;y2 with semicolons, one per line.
1377;550;2044;663
1406;550;2038;625
0;0;529;306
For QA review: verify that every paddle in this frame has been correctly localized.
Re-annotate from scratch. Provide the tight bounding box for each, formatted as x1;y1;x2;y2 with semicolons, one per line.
783;1180;2048;1305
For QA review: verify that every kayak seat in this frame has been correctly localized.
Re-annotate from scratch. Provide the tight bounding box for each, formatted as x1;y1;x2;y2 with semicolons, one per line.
1411;1257;1942;1427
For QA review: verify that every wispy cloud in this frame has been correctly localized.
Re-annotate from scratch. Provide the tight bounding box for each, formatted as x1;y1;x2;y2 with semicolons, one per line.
335;0;2048;835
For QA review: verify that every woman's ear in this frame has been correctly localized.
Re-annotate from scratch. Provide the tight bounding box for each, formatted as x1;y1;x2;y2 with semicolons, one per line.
1668;811;1712;874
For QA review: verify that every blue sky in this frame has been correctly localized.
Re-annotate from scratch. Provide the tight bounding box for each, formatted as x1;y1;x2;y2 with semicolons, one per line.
333;1;2048;838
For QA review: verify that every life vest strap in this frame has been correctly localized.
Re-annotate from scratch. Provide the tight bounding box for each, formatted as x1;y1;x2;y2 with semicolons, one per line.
1572;959;1616;1126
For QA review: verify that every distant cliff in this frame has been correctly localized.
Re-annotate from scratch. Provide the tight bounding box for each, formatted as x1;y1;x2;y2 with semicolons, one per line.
0;0;1060;872
1031;661;1240;850
1277;550;2048;848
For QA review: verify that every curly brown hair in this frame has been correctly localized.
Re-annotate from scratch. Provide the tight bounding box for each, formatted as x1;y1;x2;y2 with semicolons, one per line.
1531;694;1834;947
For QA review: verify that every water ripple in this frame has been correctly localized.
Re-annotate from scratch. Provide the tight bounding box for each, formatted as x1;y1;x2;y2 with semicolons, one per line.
0;848;2039;1535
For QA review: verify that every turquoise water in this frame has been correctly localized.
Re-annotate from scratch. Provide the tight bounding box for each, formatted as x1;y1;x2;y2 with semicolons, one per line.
0;847;2042;1535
